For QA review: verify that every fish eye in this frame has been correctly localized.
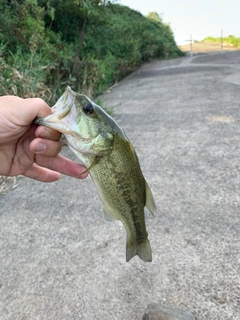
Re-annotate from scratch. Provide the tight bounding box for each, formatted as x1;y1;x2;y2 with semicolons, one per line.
83;103;94;115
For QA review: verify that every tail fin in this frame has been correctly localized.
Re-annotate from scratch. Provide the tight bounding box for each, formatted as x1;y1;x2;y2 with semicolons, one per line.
126;239;152;262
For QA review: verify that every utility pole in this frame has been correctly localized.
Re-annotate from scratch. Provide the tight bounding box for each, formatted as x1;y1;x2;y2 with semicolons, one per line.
190;34;193;57
185;34;193;57
221;29;223;53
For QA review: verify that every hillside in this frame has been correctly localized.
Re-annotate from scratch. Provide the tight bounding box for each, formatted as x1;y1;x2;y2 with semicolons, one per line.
0;0;183;103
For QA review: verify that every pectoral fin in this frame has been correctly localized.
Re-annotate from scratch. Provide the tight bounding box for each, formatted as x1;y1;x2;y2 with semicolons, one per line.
77;156;100;176
145;181;156;216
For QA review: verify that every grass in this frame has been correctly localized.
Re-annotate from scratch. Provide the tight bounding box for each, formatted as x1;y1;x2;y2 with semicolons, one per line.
0;176;19;194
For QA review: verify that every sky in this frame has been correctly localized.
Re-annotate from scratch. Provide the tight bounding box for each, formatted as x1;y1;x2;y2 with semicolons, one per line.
119;0;240;44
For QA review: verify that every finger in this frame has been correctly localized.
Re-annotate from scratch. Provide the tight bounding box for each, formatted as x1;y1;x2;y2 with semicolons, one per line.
23;163;60;182
29;138;62;157
35;125;62;141
35;154;88;179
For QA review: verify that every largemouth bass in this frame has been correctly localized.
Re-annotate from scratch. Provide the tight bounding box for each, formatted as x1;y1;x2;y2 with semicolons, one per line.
35;86;156;262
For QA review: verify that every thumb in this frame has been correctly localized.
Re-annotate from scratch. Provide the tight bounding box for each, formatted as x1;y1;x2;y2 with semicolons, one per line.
20;97;52;124
0;96;52;126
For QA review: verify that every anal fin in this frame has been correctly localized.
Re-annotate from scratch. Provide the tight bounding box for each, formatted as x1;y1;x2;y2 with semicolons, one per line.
145;181;156;216
103;206;117;222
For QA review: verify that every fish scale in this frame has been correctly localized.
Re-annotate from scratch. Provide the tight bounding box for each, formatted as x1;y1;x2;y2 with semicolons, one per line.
90;135;147;245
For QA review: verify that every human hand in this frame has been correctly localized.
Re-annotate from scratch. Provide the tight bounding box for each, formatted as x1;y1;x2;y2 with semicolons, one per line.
0;95;88;182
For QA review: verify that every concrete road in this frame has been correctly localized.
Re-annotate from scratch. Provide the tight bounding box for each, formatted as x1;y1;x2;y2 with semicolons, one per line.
1;50;240;320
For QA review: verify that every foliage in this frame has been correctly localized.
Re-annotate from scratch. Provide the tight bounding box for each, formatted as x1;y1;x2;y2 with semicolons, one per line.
0;0;46;53
203;35;240;47
0;0;184;104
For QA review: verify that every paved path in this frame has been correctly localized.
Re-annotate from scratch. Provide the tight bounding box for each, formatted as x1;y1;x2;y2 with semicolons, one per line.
1;50;240;320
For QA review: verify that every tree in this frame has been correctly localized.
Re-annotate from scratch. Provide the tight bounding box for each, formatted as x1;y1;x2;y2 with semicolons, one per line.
147;12;163;23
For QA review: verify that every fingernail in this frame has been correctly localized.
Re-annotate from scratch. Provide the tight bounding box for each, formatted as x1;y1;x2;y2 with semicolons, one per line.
35;141;46;153
38;127;50;138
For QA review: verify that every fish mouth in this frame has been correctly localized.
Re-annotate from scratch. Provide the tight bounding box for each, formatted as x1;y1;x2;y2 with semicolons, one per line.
35;111;73;135
52;86;75;112
35;87;76;135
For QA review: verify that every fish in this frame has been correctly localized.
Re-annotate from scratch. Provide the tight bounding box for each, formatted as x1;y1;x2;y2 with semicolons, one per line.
35;86;156;262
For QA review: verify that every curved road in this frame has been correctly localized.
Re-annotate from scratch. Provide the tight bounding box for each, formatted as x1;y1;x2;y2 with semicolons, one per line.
1;50;240;320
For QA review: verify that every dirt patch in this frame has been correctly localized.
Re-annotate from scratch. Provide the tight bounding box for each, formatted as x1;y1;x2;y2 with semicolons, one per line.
206;115;234;123
179;42;239;53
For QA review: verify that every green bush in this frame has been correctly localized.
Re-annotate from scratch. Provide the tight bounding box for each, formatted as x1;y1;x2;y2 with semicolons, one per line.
0;0;184;103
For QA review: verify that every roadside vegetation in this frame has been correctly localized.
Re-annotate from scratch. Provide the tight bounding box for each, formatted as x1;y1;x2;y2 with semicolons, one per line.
202;35;240;48
0;0;183;104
